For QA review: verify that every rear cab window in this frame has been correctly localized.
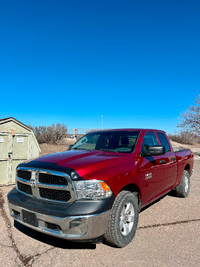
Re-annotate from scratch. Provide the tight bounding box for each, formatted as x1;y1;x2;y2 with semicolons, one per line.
156;132;170;152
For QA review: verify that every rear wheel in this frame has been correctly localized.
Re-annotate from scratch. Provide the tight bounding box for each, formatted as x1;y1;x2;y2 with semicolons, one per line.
104;191;139;248
175;170;190;198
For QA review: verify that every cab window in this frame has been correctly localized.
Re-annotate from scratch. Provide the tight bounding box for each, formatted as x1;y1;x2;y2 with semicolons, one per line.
141;132;158;154
157;132;170;152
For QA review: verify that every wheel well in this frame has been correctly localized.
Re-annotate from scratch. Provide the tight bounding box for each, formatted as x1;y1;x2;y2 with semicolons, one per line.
120;184;141;206
185;164;191;173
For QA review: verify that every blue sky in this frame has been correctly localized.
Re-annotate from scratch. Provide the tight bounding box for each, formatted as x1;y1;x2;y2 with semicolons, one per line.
0;0;200;133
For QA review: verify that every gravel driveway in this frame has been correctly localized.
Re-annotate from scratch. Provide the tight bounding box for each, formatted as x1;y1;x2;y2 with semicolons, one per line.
0;159;200;267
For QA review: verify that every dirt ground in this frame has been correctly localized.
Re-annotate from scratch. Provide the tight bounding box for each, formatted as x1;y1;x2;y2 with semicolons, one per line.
0;156;200;267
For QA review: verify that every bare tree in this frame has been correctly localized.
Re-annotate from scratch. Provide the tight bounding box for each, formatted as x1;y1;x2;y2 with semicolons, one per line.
31;123;68;144
178;95;200;136
168;131;200;145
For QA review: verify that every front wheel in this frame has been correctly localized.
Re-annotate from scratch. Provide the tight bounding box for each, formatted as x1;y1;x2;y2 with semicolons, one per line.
175;170;190;198
104;191;139;248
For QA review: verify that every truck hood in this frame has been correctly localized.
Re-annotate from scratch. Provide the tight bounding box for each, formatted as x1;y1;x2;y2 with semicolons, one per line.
25;150;133;180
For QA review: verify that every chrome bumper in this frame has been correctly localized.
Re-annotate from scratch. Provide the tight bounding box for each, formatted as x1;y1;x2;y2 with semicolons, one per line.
8;202;110;240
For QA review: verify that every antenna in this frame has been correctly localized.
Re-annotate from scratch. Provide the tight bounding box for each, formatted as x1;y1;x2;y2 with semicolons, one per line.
101;115;103;130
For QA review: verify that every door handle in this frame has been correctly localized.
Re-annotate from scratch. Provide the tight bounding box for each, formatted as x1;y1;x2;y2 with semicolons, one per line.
159;160;166;164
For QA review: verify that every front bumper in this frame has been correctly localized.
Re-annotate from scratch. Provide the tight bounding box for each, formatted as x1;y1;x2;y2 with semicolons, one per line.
8;202;110;240
8;188;114;241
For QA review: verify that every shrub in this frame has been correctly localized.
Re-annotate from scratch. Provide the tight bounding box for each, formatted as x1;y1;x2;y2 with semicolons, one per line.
168;131;200;145
31;124;67;144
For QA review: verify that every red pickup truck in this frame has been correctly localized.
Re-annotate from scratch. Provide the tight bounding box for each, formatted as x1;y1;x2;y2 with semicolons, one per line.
8;129;194;247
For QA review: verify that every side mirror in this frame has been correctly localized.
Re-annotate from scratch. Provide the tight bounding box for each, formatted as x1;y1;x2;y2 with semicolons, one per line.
68;144;73;151
142;145;165;157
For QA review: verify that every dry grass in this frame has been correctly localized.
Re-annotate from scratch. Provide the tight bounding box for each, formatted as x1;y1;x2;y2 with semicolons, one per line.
39;144;69;156
39;138;76;156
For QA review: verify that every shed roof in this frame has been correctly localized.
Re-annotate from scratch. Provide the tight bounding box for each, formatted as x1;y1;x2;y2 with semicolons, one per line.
0;117;41;152
0;117;32;131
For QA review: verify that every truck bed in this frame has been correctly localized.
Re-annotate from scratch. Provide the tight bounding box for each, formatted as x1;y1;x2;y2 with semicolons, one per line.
175;149;193;185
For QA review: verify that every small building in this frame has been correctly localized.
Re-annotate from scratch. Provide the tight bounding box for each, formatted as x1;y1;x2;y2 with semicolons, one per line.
0;117;41;185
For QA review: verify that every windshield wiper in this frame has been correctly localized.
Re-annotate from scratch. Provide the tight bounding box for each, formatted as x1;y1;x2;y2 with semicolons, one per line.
72;148;86;150
96;148;113;152
72;148;95;151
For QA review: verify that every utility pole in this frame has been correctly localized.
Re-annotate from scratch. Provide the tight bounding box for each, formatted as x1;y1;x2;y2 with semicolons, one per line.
101;115;103;130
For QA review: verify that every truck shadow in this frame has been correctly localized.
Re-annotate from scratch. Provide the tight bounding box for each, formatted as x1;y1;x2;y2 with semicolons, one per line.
14;221;96;250
140;190;178;213
140;197;164;212
167;190;178;197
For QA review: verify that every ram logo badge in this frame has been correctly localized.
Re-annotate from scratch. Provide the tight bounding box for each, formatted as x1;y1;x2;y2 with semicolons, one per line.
145;173;152;180
30;178;36;188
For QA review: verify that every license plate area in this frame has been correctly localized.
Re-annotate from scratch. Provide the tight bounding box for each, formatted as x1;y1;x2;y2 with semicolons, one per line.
22;210;38;227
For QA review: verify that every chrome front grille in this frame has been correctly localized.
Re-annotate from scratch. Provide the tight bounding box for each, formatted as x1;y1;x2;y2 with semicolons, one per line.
38;173;68;185
17;181;32;195
17;170;32;181
16;167;75;203
39;188;71;202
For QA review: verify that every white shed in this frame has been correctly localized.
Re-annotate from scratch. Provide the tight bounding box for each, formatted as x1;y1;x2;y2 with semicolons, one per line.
0;117;41;185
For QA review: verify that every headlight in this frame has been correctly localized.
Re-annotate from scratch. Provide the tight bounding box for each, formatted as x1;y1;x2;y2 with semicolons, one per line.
74;180;112;200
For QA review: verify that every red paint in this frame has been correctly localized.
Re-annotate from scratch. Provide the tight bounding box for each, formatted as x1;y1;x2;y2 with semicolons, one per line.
36;129;194;208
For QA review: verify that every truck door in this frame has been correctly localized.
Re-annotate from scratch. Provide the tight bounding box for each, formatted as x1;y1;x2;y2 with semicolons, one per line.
138;131;168;204
155;132;177;191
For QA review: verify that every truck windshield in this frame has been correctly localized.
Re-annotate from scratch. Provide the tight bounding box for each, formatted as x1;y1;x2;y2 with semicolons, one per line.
71;131;140;153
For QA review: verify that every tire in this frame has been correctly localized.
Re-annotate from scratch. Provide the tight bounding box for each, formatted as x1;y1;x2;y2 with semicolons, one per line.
104;191;139;248
175;170;190;198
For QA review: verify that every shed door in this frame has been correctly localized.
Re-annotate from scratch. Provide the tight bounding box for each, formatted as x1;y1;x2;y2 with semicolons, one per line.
11;135;29;184
12;135;28;159
0;134;11;184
